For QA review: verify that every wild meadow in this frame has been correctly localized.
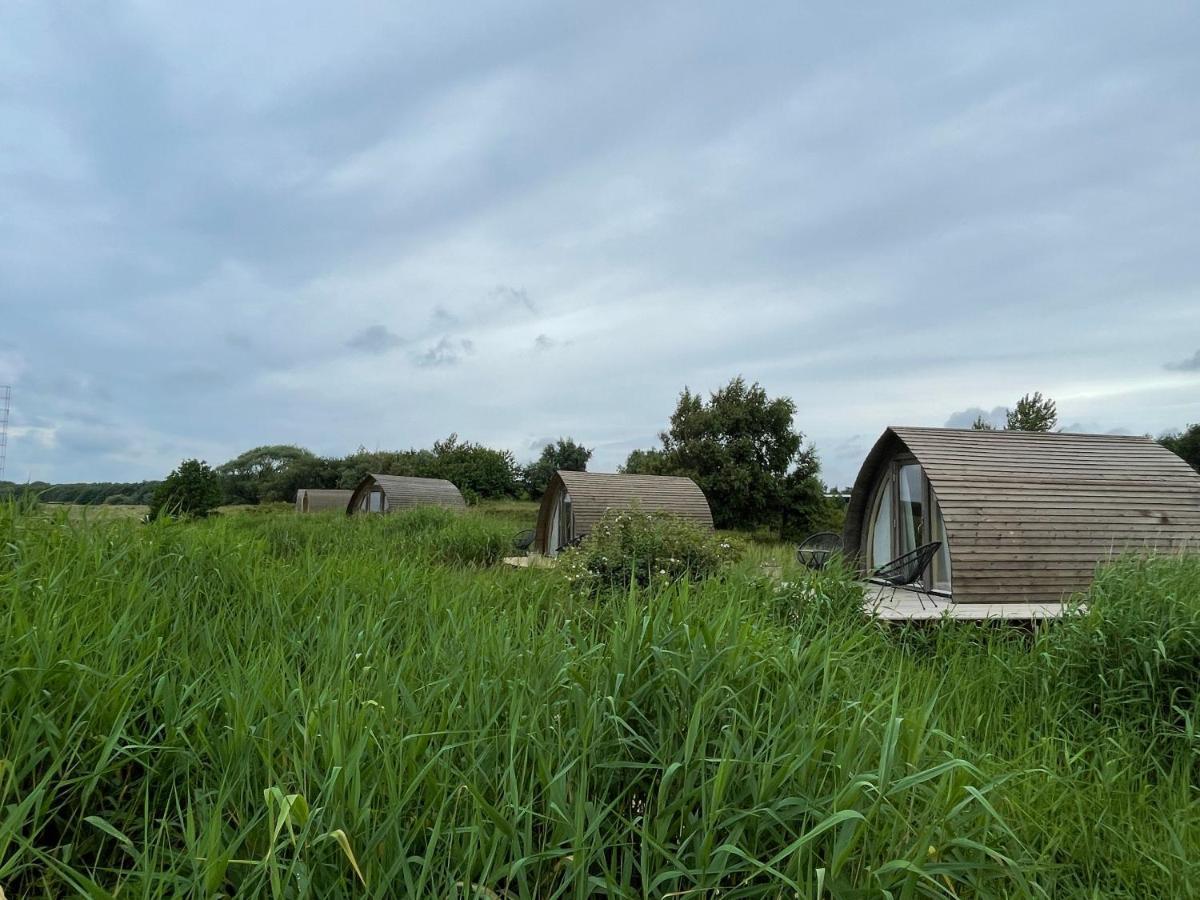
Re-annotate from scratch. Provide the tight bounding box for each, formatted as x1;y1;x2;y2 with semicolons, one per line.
1;500;1198;897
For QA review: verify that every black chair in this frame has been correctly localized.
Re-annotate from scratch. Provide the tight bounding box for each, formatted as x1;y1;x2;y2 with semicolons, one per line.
796;531;843;570
870;541;942;608
511;529;536;553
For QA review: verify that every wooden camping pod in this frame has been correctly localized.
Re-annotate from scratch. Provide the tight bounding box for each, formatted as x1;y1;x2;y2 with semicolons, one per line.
533;471;714;555
346;474;467;514
295;488;353;513
843;427;1200;604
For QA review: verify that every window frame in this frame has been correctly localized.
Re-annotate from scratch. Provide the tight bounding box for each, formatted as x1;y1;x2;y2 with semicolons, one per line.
864;456;952;596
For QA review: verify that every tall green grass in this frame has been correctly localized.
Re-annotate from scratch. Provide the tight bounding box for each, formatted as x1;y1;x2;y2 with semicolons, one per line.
1;502;1198;896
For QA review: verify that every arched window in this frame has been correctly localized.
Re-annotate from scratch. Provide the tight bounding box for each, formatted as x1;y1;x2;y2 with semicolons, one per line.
866;459;952;593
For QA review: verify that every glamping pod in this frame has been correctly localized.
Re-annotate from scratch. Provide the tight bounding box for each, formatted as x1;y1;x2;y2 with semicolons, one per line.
346;473;467;514
533;470;713;556
295;488;353;513
844;427;1200;605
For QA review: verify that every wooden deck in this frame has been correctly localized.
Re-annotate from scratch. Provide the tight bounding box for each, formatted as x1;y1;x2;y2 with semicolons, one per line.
863;584;1084;621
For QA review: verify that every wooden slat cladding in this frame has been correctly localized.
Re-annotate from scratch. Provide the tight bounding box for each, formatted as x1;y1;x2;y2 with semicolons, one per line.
295;489;353;513
346;474;467;514
534;471;713;553
844;427;1200;606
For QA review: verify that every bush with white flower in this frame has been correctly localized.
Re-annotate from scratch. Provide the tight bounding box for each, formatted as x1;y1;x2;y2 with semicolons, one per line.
557;504;741;595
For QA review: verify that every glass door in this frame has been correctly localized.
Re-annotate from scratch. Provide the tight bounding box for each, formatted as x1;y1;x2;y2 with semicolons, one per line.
866;459;952;595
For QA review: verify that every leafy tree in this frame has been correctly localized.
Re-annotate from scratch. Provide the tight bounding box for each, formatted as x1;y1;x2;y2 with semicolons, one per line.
1160;424;1200;473
622;377;827;533
148;459;222;519
218;445;316;504
619;448;669;475
429;434;521;499
1005;392;1058;432
964;393;1057;433
524;437;593;499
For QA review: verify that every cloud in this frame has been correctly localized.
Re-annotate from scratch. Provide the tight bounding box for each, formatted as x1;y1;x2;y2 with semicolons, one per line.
1165;350;1200;372
2;2;1199;485
346;325;404;354
492;285;536;314
416;336;474;367
944;406;1007;430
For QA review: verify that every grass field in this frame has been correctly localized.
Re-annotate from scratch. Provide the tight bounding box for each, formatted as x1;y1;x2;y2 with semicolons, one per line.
2;501;1198;897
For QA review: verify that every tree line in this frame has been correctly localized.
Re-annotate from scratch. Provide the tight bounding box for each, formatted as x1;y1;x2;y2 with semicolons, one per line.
4;381;1198;522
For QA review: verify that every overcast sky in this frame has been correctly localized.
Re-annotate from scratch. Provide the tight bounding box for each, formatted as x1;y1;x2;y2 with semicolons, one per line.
2;2;1198;488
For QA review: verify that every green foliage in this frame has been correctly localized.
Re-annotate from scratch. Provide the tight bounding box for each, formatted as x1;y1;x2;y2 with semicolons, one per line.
0;479;157;505
147;458;222;519
218;444;320;504
558;506;741;594
1046;554;1200;738
1160;423;1200;472
619;446;670;475
970;415;996;431
429;433;521;499
622;376;827;534
522;437;592;499
1;502;1199;894
1005;391;1058;432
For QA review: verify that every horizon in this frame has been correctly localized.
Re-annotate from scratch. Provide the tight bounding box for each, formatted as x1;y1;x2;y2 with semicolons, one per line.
3;2;1198;489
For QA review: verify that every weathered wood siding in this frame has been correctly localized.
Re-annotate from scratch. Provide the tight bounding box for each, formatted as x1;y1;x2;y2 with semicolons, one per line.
845;427;1200;604
295;489;353;513
534;471;714;554
346;474;467;514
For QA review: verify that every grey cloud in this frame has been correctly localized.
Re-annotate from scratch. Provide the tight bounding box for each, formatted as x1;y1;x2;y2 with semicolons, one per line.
534;333;555;351
346;324;404;354
944;406;1007;429
492;285;536;314
416;336;474;367
1165;350;1200;372
3;2;1199;483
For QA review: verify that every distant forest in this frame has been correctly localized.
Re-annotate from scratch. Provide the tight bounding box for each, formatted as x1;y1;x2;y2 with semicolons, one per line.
0;480;159;506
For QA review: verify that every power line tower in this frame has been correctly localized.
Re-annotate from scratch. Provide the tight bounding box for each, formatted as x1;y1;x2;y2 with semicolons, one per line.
0;385;10;482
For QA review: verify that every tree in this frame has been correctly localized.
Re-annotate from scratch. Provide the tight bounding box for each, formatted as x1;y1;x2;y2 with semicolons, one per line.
523;437;593;499
218;445;316;504
148;459;222;519
429;434;521;499
622;377;825;532
971;415;996;431
619;448;669;475
1160;424;1200;473
1005;392;1058;432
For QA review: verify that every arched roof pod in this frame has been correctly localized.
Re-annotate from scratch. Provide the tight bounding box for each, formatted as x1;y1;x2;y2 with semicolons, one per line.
844;427;1200;605
533;471;713;555
346;474;467;514
295;489;353;513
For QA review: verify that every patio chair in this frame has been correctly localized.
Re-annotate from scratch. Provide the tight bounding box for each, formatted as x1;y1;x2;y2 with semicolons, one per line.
511;529;536;553
796;531;843;570
870;541;942;609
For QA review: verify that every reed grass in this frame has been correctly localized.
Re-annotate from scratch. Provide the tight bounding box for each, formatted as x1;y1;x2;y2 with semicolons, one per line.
1;501;1197;896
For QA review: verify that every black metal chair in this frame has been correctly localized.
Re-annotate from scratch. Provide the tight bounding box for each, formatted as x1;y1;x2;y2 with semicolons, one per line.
511;529;536;553
870;541;943;608
796;531;843;570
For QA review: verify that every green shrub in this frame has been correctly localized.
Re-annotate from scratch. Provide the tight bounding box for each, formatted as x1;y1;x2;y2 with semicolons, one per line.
147;458;222;519
769;556;865;628
558;505;741;594
1046;554;1200;734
